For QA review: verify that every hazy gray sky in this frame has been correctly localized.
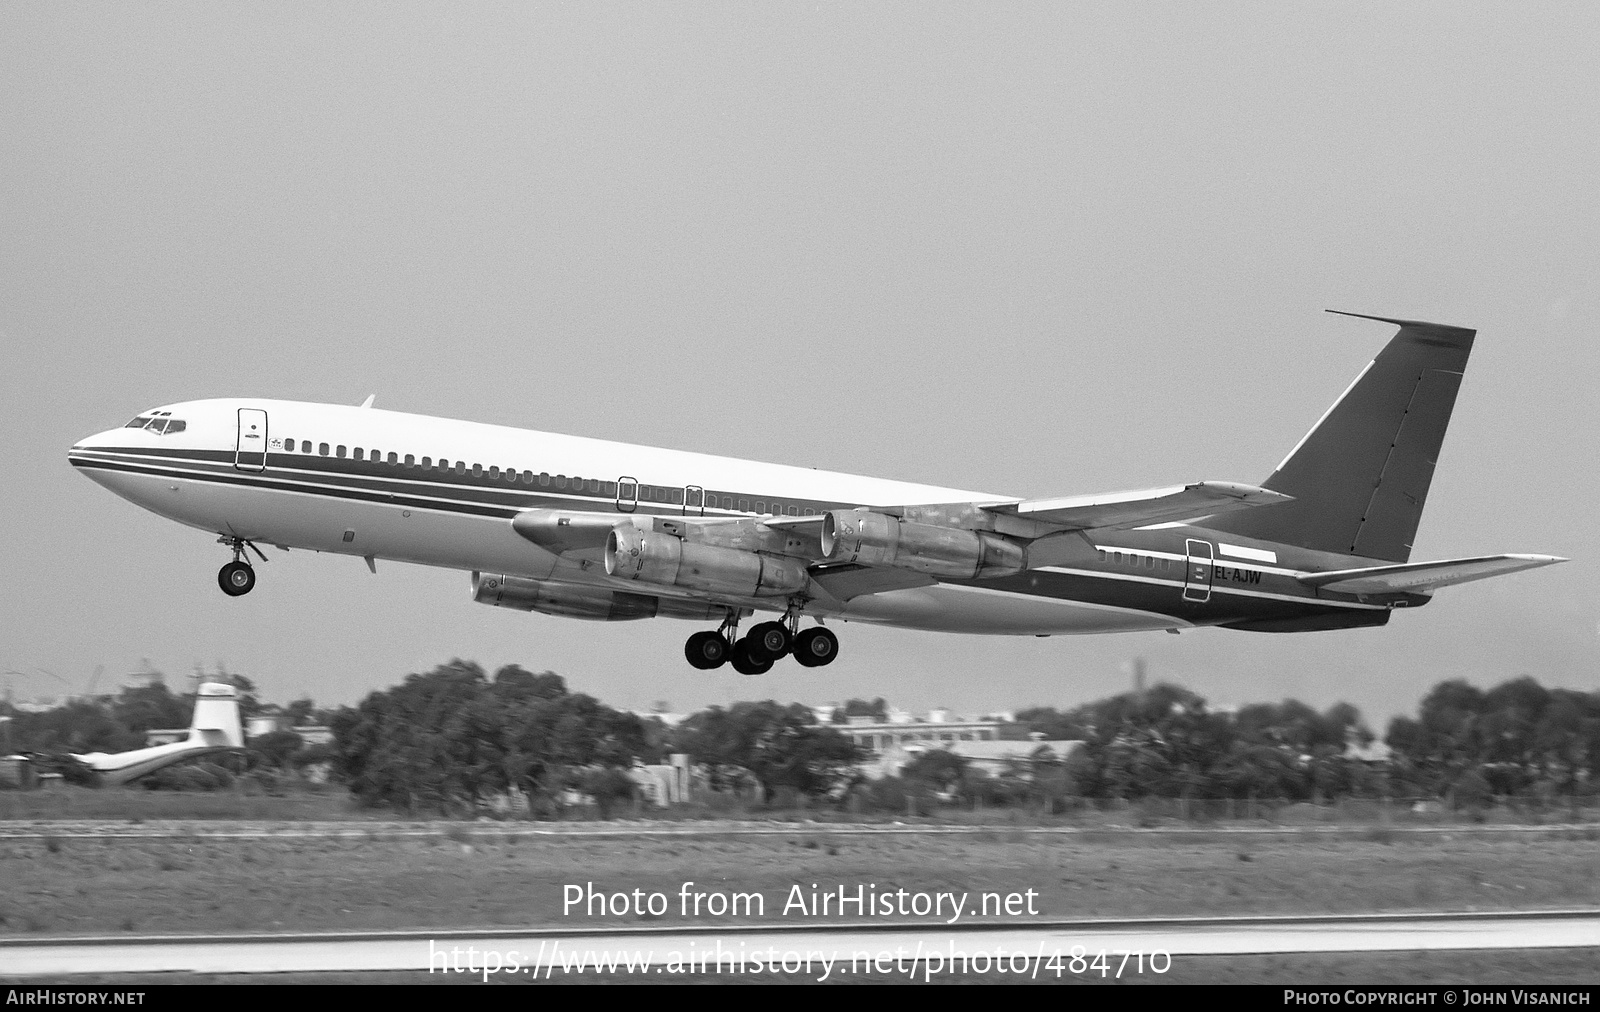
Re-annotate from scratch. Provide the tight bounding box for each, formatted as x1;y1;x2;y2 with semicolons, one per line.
3;4;1596;725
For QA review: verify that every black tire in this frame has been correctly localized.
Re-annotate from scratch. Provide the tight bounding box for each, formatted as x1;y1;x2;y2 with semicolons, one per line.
793;627;838;667
729;637;775;676
218;561;255;597
750;621;791;660
684;631;728;670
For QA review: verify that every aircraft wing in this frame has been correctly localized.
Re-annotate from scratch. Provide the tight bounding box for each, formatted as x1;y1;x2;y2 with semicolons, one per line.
982;482;1292;531
807;562;937;603
1297;554;1567;595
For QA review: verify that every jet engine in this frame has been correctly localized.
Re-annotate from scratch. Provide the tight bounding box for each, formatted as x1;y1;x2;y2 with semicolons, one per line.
605;524;808;598
820;510;1026;579
472;572;659;621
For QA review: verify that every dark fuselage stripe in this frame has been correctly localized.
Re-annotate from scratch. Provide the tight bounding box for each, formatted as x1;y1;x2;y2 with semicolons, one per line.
70;448;1363;625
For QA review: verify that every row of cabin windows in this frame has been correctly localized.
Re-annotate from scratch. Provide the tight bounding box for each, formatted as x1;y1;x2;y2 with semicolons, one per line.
1099;549;1171;572
280;438;602;491
278;437;819;517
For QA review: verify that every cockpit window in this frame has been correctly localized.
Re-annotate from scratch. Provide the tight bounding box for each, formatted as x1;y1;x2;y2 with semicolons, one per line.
124;412;185;435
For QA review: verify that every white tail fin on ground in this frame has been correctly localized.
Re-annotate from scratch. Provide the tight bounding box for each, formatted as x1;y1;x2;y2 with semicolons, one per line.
69;682;243;786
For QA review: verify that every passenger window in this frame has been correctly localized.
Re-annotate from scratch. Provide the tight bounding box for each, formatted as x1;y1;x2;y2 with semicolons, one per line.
455;461;465;474
789;506;799;516
489;466;500;479
540;473;550;486
282;439;294;452
738;499;749;512
556;475;567;488
336;445;347;458
1146;556;1155;569
404;454;414;466
319;443;330;456
655;487;667;502
388;452;398;464
669;488;683;505
602;481;615;496
421;456;431;468
354;447;364;459
755;501;765;513
523;470;533;483
473;464;483;477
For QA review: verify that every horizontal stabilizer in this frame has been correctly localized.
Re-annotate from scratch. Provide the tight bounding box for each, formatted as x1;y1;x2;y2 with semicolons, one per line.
1298;554;1567;595
985;482;1292;531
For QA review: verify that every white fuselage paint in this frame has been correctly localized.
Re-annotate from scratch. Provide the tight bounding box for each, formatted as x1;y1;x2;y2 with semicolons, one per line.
73;398;1188;635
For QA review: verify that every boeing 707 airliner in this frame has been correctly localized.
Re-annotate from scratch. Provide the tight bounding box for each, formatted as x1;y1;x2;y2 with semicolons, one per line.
68;312;1564;674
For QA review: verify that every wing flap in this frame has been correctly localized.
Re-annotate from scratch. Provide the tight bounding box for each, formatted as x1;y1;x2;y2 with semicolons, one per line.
1298;554;1567;594
808;562;936;602
985;481;1292;531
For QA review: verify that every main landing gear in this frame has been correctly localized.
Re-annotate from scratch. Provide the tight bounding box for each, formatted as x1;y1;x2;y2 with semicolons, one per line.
684;609;839;674
216;536;266;597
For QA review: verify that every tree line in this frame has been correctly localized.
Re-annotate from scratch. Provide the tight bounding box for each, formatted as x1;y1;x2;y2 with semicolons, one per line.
1013;676;1600;804
5;664;1596;813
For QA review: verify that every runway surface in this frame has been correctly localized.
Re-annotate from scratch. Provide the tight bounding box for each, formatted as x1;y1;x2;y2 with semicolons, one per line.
3;910;1597;976
3;818;1597;841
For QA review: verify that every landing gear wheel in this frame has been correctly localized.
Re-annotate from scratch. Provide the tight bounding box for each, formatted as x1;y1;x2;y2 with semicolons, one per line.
749;621;791;660
685;631;729;670
218;561;256;597
729;637;775;676
792;627;838;667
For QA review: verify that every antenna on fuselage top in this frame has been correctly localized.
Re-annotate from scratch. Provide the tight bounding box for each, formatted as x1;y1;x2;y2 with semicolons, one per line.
359;395;376;408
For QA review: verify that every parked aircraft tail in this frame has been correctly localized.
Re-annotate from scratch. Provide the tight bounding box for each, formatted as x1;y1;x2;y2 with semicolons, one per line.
68;682;243;786
1207;312;1475;562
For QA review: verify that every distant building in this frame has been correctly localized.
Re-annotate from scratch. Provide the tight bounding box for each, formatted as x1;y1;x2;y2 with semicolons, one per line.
836;712;1005;754
246;705;285;739
290;725;334;746
921;739;1083;775
629;754;693;807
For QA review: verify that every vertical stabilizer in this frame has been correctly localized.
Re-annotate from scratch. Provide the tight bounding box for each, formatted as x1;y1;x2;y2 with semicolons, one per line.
1207;312;1475;562
190;682;244;748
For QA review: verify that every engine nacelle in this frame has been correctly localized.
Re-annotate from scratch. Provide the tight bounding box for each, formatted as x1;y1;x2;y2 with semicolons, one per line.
472;571;658;621
820;510;1026;579
605;524;808;598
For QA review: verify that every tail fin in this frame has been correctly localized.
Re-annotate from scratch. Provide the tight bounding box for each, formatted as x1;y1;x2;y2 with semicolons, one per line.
1207;311;1475;562
189;682;244;748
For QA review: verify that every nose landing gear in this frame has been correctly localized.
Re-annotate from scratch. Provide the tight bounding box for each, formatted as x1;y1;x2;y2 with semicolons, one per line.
216;536;267;597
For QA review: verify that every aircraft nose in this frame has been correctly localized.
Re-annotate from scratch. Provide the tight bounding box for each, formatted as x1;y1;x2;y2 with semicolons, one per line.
70;428;119;452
